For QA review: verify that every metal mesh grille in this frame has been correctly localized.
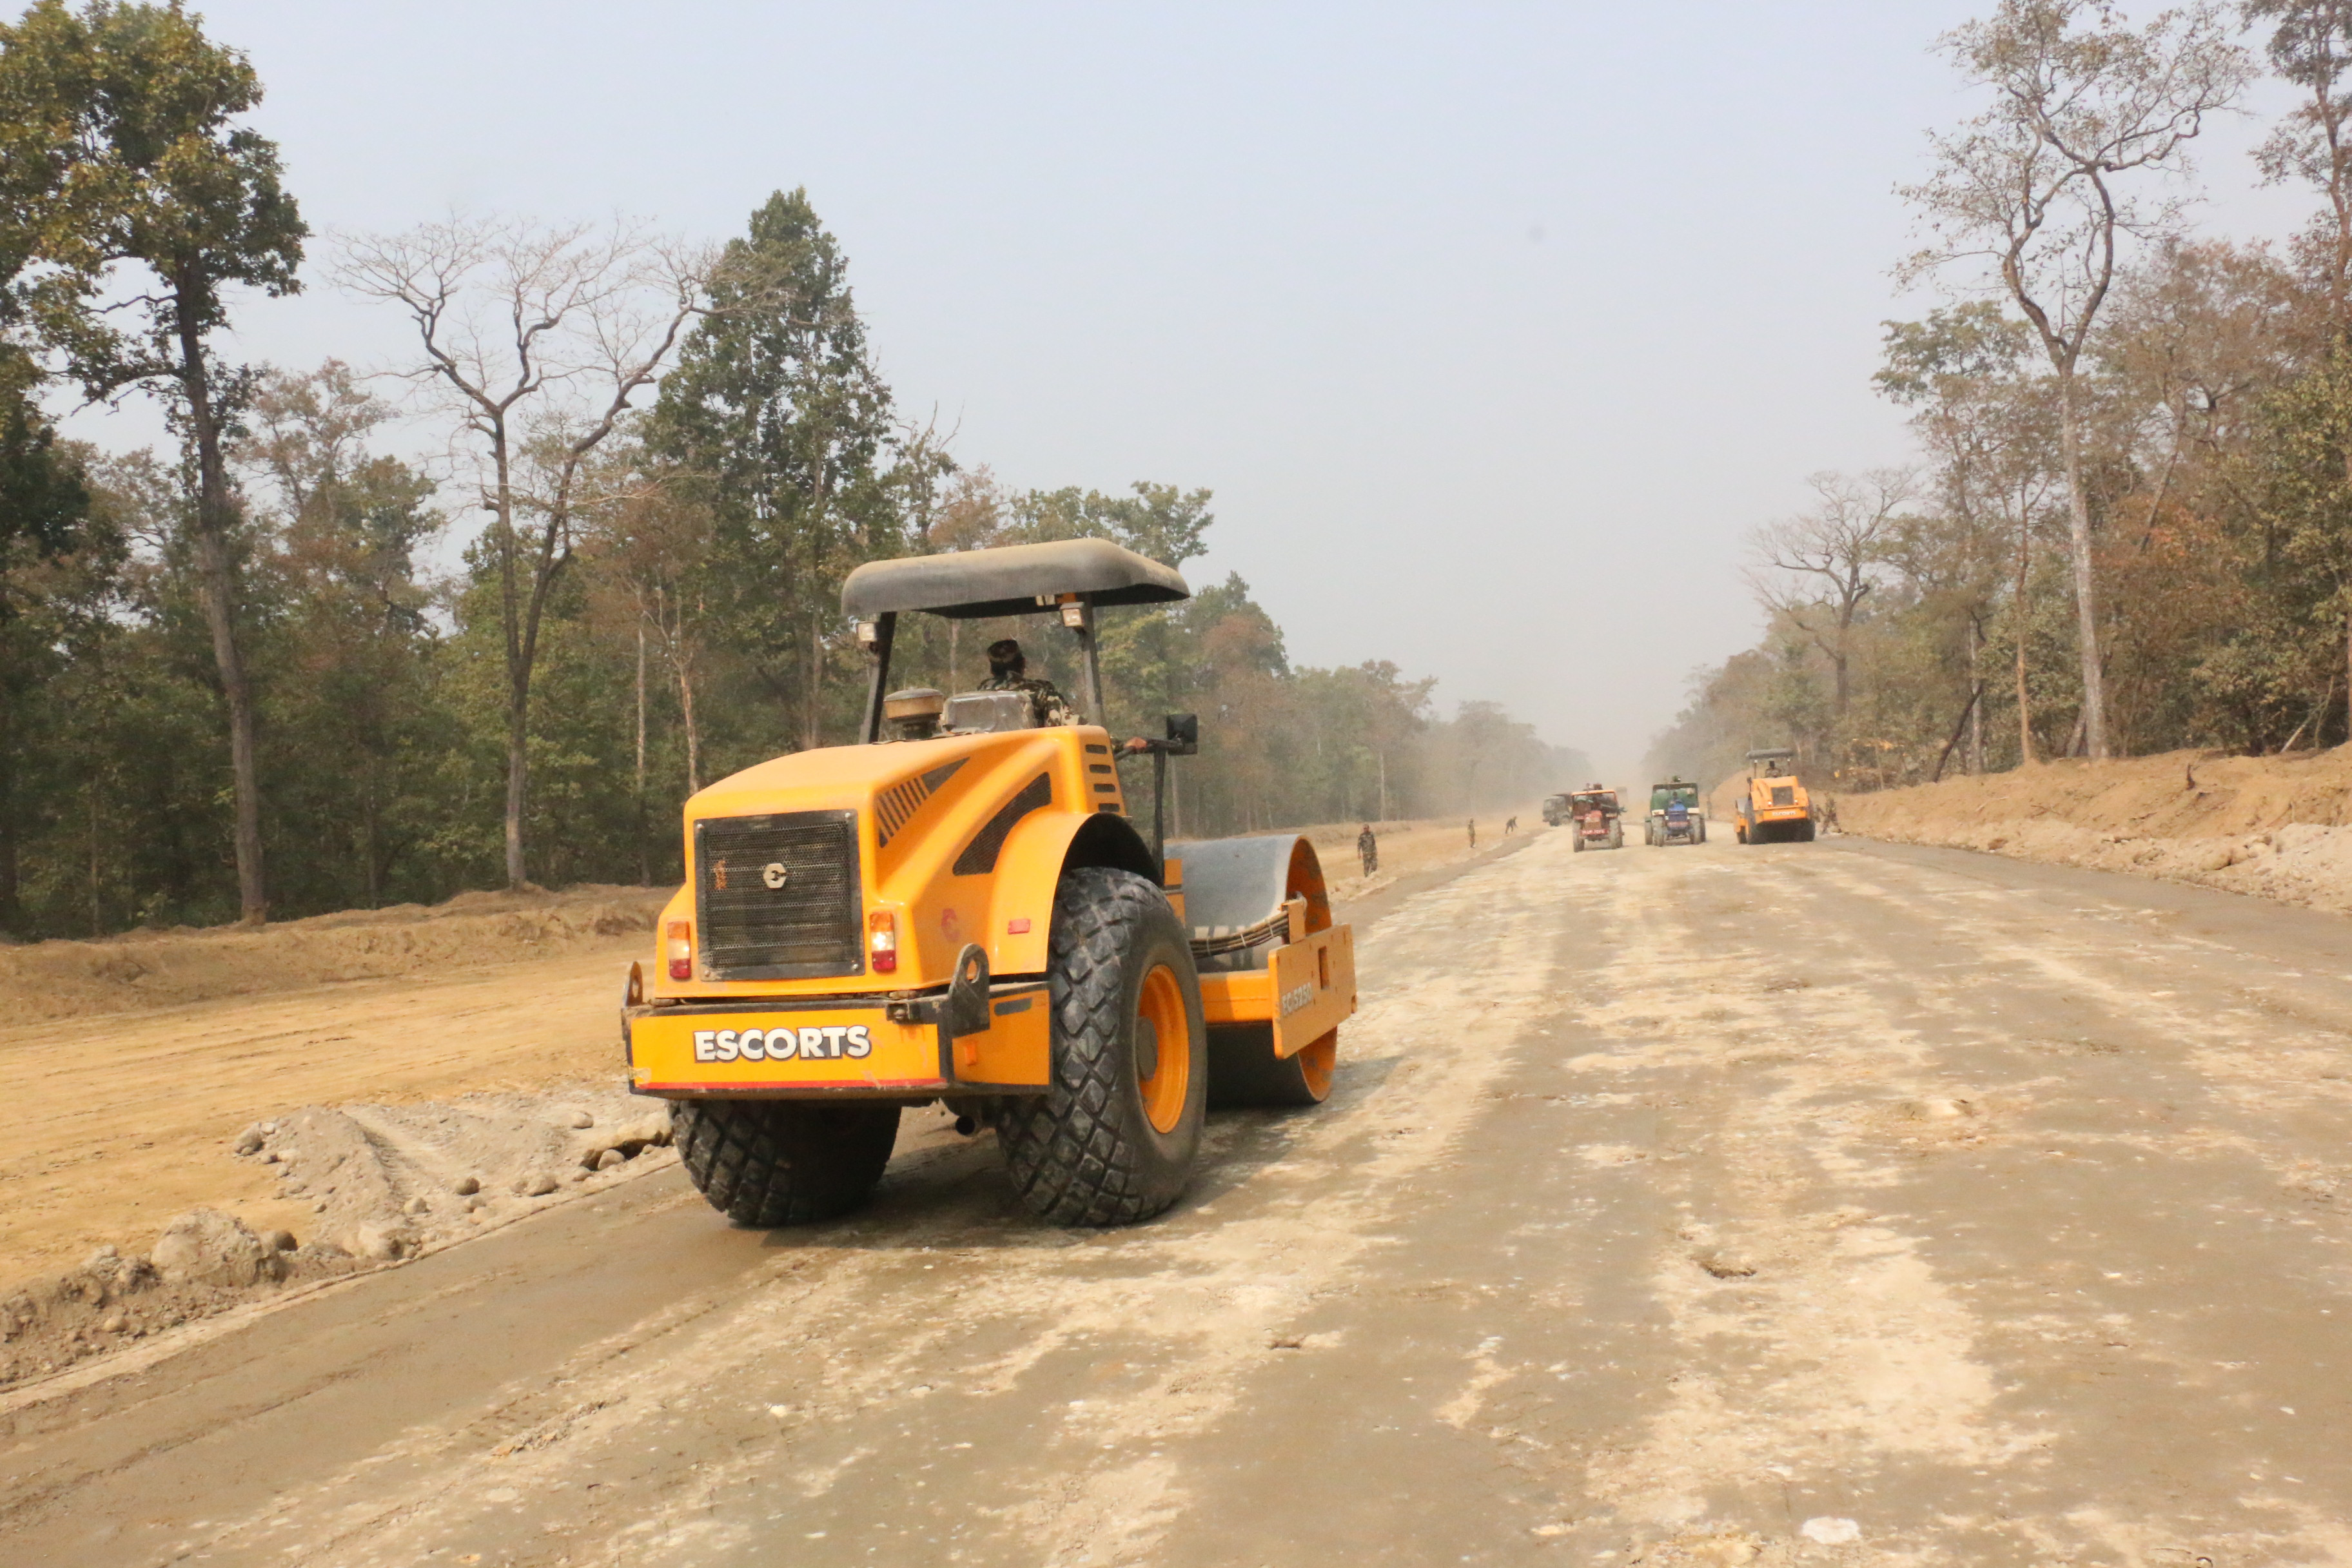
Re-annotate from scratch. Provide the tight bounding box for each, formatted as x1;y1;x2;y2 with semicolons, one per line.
695;811;861;979
1770;786;1796;807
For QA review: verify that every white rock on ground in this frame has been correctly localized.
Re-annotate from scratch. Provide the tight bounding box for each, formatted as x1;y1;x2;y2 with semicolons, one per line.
152;1209;282;1288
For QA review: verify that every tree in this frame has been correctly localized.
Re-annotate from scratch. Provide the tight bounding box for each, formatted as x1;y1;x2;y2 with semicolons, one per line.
1902;0;2249;759
1;0;306;921
1745;470;1917;750
338;217;701;888
2249;1;2352;326
239;362;444;907
651;190;895;752
2240;345;2352;738
579;451;718;796
1878;303;2063;765
0;347;90;930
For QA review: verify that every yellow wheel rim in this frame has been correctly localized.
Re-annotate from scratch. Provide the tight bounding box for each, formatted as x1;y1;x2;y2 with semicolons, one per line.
1295;1028;1337;1101
1136;963;1191;1133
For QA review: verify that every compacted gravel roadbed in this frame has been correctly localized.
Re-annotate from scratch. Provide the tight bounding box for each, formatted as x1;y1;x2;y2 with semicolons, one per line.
8;831;2352;1565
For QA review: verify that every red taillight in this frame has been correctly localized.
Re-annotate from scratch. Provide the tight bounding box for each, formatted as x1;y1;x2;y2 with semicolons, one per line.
868;910;897;974
666;920;693;982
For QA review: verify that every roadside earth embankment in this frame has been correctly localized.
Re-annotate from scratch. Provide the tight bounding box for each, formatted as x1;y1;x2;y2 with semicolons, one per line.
0;884;667;1024
1835;747;2352;912
0;884;674;1387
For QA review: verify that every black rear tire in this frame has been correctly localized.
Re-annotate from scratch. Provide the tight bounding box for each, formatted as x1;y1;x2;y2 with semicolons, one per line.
672;1099;901;1226
1209;1023;1335;1108
997;867;1208;1226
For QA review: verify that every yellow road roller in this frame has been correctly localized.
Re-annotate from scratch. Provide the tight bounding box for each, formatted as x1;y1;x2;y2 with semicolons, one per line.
620;538;1356;1226
1732;747;1817;843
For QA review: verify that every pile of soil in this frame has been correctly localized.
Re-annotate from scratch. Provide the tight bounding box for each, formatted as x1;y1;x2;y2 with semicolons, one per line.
0;885;668;1024
0;1086;678;1392
0;1226;366;1389
1836;748;2352;912
242;1086;672;1261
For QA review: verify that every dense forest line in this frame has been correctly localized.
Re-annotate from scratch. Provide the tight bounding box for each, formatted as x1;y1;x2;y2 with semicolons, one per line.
1647;0;2352;795
0;2;1582;941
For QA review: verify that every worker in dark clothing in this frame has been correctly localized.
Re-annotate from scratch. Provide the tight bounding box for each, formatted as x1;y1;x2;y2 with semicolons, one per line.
978;639;1075;728
1466;818;1476;849
977;636;1158;757
1357;823;1378;877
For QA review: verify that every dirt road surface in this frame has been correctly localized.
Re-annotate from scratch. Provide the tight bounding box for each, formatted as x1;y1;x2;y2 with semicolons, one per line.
10;828;2352;1565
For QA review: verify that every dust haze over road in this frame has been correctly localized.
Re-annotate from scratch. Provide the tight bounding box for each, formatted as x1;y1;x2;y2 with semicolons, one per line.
12;828;2352;1565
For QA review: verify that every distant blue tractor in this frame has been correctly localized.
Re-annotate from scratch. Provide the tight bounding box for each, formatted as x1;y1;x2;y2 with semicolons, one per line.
1644;778;1707;847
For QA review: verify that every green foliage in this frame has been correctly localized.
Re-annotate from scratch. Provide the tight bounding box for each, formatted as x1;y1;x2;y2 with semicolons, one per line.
651;189;897;748
0;0;303;399
0;112;1585;937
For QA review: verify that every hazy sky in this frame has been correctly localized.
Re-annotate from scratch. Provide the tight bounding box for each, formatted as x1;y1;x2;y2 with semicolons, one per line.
56;2;2318;779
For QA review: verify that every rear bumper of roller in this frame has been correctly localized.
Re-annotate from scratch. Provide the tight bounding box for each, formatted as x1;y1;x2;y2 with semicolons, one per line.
625;981;1052;1099
1198;923;1355;1059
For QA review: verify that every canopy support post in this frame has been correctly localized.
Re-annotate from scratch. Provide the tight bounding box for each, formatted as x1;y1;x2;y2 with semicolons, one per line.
859;612;897;743
1068;600;1104;726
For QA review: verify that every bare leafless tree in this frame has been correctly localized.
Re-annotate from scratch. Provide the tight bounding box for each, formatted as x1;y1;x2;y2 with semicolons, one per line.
1745;470;1919;744
335;218;703;888
1901;0;2250;761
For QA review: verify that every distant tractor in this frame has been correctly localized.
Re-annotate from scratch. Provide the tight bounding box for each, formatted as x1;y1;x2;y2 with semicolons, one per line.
1567;785;1624;852
1733;747;1816;844
619;538;1357;1230
1643;778;1706;847
1541;792;1571;827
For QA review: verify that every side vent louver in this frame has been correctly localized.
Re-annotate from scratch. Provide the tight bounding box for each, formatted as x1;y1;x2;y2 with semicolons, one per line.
877;759;967;847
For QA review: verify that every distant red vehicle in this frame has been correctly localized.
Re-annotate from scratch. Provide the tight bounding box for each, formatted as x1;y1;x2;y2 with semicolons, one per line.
1568;785;1623;852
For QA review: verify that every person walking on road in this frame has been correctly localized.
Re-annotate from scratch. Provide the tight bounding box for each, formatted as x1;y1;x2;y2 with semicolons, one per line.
1466;818;1476;849
1357;823;1378;877
1505;816;1517;836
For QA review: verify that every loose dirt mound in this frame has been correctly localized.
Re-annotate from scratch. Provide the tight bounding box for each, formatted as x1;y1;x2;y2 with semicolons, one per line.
244;1087;672;1261
0;1086;679;1391
1837;748;2352;912
0;885;667;1024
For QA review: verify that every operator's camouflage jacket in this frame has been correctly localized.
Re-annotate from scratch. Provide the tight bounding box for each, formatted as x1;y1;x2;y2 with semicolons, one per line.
978;674;1076;729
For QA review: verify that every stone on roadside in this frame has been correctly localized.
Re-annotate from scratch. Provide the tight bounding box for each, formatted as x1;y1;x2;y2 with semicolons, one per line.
523;1172;560;1197
402;1196;431;1217
595;1147;627;1171
565;1109;595;1130
153;1209;282;1288
453;1174;480;1196
234;1126;266;1156
260;1230;297;1253
349;1222;415;1261
611;1113;671;1153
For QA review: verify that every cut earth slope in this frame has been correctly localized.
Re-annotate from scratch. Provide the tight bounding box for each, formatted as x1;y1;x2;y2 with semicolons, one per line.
1835;747;2352;912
